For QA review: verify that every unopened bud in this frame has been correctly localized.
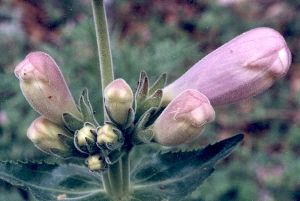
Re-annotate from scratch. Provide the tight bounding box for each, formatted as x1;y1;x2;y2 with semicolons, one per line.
153;89;215;146
87;155;103;171
76;124;95;146
14;52;81;125
162;27;291;106
97;124;118;144
104;79;133;125
27;116;70;154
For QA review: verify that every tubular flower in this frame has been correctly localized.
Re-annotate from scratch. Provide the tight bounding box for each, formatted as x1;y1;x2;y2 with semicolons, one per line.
162;27;292;106
14;51;81;125
152;89;215;146
104;78;133;125
27;116;70;154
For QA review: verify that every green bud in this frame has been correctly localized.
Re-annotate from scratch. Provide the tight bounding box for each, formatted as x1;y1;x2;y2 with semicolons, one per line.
104;79;133;125
27;116;70;154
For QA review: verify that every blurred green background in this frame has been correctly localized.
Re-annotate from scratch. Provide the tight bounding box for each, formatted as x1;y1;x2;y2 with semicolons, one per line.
1;0;300;200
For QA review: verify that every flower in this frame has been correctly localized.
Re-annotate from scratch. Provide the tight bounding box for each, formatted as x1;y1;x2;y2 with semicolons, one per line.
104;79;133;125
162;27;292;106
152;89;215;146
14;51;81;125
27;116;71;154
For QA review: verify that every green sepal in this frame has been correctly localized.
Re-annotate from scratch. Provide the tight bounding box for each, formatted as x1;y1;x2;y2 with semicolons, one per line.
134;129;154;144
130;134;244;201
62;112;83;132
79;89;98;125
57;133;73;146
123;108;135;129
105;106;134;129
85;136;98;154
143;89;162;112
135;71;149;103
148;73;167;95
132;107;157;144
135;107;157;131
106;127;124;151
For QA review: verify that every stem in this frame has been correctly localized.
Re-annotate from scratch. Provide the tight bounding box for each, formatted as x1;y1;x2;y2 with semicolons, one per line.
92;0;114;95
92;0;117;198
122;152;130;194
102;172;112;196
108;161;123;199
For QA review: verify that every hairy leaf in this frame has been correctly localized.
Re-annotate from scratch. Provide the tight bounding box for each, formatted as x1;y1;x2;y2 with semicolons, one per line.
0;161;109;201
130;134;244;201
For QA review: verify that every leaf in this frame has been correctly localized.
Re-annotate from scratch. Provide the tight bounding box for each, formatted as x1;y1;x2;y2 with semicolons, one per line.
130;134;244;201
0;161;110;201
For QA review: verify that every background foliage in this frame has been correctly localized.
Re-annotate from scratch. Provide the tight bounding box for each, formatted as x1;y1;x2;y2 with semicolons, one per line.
0;0;300;200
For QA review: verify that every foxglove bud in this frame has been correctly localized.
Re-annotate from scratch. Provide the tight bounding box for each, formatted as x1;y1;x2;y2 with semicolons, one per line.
76;124;96;146
27;116;70;154
104;79;133;125
162;27;292;106
97;124;118;144
152;89;215;146
14;52;81;125
87;155;103;171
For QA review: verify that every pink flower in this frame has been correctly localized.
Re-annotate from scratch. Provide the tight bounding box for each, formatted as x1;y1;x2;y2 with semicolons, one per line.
152;89;215;146
162;27;291;106
14;52;81;125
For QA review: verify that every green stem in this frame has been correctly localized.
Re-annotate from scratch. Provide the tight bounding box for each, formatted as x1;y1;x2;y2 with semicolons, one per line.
91;0;114;95
102;172;112;196
122;152;130;194
91;0;116;198
108;160;123;199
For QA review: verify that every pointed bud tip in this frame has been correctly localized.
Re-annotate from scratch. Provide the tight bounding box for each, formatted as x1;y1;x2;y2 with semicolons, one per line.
104;78;133;102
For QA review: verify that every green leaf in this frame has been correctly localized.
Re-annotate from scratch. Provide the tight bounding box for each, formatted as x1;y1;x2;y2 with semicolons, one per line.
130;134;244;201
0;161;110;201
148;73;167;95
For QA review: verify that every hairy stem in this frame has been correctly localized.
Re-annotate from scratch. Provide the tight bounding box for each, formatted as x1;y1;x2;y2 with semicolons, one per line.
91;0;114;95
122;152;130;194
108;160;123;199
91;0;117;198
102;172;112;196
